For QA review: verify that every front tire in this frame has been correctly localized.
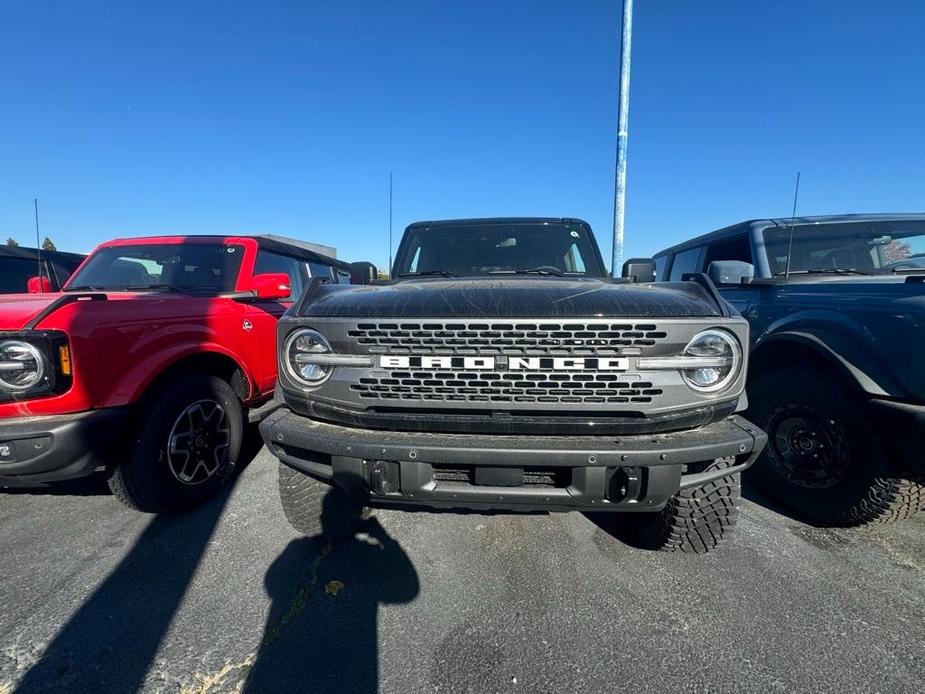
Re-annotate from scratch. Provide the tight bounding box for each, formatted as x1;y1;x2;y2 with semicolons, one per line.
610;457;741;554
747;364;924;526
278;463;369;538
109;375;243;513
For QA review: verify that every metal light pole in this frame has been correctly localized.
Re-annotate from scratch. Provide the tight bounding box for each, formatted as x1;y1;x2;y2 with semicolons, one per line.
611;0;634;276
388;172;393;274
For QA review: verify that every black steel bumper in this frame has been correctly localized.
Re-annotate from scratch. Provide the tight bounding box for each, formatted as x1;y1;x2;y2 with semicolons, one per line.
260;408;767;513
0;408;129;486
868;399;925;475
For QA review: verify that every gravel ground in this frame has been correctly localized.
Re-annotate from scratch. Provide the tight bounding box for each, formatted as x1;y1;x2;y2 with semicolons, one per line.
1;444;923;694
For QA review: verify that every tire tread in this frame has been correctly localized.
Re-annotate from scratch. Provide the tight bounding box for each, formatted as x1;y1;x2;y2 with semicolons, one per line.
612;457;741;554
849;474;925;525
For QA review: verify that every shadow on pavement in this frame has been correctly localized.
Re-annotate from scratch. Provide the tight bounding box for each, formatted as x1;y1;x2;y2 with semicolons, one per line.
12;428;264;694
243;494;419;694
740;474;811;525
0;474;111;496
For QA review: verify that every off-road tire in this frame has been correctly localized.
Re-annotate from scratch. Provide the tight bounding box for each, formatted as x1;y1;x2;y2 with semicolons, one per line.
748;364;922;527
108;375;243;513
611;457;741;554
278;462;369;538
850;476;925;525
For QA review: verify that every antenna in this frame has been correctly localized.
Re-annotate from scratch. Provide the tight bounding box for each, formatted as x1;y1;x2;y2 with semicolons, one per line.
783;172;801;278
388;172;393;274
34;198;43;286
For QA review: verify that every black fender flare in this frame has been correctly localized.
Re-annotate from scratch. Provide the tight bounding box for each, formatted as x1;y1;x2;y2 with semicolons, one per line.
750;330;907;399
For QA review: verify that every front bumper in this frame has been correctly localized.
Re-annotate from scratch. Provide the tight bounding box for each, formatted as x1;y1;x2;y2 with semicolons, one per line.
260;409;767;513
868;399;925;475
0;408;129;486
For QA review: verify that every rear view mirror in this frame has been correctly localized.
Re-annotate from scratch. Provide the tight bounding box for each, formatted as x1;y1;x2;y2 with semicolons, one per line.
621;258;657;283
350;261;379;285
27;275;53;293
707;261;754;286
249;272;292;300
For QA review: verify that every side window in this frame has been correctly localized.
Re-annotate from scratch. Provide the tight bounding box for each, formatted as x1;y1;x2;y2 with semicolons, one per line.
253;250;303;301
653;255;669;281
668;247;703;280
703;235;752;267
563;243;586;273
306;262;334;281
408;246;421;273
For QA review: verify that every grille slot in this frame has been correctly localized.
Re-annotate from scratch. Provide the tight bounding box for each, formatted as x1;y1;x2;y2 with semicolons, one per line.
346;322;668;355
351;371;663;405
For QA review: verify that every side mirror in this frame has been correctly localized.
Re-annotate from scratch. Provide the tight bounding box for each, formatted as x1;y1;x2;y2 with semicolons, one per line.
621;258;657;283
249;272;292;300
349;261;378;285
27;275;53;293
707;261;755;286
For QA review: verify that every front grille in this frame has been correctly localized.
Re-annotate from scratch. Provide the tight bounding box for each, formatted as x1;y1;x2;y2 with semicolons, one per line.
350;371;663;404
346;322;669;355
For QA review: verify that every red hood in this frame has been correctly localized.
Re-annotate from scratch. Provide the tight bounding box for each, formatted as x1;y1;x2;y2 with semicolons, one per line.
0;293;61;330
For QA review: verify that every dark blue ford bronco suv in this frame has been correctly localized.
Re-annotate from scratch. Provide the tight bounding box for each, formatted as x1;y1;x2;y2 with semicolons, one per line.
655;214;925;526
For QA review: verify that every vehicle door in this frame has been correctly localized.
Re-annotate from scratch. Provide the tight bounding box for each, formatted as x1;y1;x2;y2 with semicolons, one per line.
243;250;307;395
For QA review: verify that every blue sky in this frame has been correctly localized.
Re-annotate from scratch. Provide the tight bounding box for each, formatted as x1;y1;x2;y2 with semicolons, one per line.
2;1;923;269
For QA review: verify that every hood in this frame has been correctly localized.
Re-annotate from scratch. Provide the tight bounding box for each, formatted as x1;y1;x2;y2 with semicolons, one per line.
0;293;62;330
299;277;723;318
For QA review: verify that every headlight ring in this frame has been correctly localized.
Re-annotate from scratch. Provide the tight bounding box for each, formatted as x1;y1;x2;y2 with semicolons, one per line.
680;329;742;393
0;340;46;392
284;329;333;387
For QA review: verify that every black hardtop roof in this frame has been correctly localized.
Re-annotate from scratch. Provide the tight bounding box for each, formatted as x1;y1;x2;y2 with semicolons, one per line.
252;234;349;270
655;213;925;257
104;233;350;270
0;245;85;261
406;217;593;230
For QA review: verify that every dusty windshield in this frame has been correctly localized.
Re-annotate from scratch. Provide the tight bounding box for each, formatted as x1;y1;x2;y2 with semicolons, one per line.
393;221;606;277
64;243;245;292
763;220;925;275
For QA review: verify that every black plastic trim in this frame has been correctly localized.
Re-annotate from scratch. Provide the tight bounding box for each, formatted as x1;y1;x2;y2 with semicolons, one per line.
261;409;765;470
0;407;129;485
294;397;740;436
23;293;108;329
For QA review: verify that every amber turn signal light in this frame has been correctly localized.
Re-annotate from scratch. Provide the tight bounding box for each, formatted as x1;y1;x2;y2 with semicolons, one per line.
58;345;72;376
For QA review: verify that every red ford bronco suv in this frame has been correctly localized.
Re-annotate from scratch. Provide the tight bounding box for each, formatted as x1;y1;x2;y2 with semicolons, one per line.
0;234;357;512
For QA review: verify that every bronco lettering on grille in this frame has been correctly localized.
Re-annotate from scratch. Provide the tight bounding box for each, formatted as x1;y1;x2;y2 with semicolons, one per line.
378;355;629;371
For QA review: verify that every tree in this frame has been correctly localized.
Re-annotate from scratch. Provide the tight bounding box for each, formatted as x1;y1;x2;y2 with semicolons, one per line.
41;237;57;252
5;238;18;247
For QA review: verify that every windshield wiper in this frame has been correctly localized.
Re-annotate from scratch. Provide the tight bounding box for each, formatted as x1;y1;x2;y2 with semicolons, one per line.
395;271;457;278
123;284;217;293
489;268;566;277
773;268;875;277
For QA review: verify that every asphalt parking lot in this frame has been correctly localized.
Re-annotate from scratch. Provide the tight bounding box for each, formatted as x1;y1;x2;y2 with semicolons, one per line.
1;439;924;694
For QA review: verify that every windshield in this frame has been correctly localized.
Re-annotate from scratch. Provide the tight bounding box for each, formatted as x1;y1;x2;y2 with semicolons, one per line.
65;242;245;292
763;220;925;275
392;221;605;277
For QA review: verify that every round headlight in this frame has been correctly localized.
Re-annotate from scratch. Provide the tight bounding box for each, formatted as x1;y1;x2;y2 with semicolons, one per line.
285;329;333;386
681;329;741;393
0;340;46;392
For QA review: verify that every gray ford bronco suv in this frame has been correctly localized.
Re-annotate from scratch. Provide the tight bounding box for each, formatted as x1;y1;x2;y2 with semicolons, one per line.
260;218;767;553
655;214;925;526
